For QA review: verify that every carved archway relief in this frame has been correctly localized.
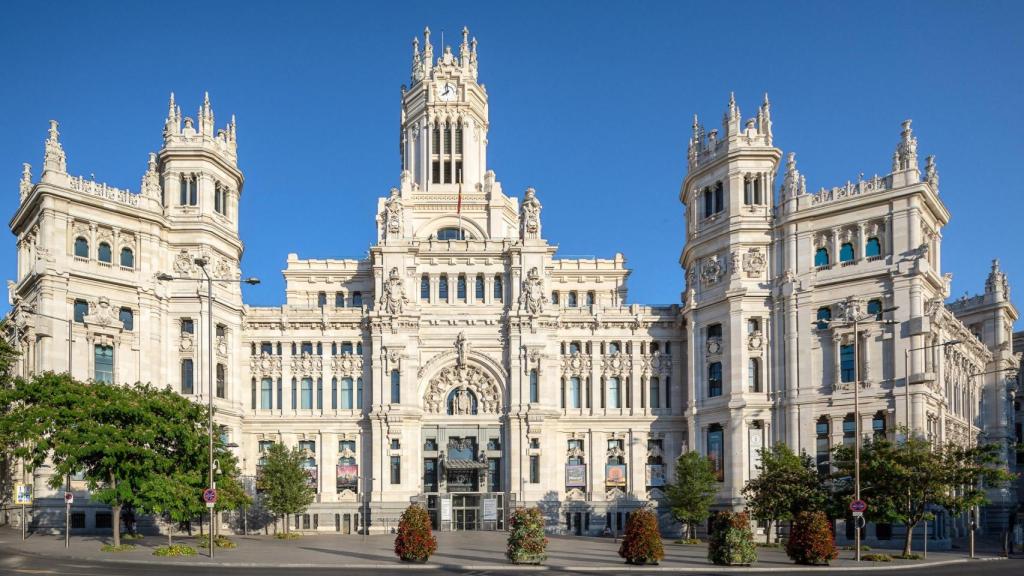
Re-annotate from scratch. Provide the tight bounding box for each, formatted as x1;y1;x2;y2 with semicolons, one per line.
422;363;503;415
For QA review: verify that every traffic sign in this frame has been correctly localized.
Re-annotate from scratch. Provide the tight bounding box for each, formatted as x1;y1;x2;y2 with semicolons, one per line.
850;499;867;513
203;488;218;504
14;484;32;505
64;492;74;505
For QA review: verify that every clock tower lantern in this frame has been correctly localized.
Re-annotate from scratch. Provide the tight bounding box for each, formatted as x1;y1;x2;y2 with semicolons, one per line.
401;26;489;195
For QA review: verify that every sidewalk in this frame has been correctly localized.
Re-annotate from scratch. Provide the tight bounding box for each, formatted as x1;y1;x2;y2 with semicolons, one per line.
0;528;1006;572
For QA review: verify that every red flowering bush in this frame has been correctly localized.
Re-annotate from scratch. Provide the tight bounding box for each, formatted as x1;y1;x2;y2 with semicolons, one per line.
786;511;838;565
506;507;548;564
617;508;665;565
393;504;437;562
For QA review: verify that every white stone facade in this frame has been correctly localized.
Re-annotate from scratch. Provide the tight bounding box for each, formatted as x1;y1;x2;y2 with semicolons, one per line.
5;28;1019;539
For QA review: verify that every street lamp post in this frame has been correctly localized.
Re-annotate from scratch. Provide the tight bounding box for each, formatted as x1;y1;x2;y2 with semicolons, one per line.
158;262;259;559
821;298;898;562
903;340;962;437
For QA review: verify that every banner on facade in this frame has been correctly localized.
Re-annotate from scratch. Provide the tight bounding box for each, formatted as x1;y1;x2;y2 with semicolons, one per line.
304;466;318;491
336;464;358;490
482;498;498;521
605;464;627;487
565;464;587;488
441;498;452;521
645;464;665;487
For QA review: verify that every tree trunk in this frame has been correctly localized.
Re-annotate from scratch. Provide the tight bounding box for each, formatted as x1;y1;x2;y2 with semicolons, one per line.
168;521;173;547
112;503;122;548
765;520;773;544
903;522;915;557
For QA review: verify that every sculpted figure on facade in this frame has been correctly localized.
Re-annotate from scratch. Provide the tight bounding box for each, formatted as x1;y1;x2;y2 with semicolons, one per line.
84;296;121;328
141;153;161;199
19;164;32;203
519;187;542;240
424;364;500;415
381;187;404;239
43;120;66;174
379;267;408;315
518;267;547;315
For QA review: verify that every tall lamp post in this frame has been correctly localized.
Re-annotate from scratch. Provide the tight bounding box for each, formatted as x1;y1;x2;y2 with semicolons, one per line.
820;298;898;562
903;340;962;438
158;260;259;559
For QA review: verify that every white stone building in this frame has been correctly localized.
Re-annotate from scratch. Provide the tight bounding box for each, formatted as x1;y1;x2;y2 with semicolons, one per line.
5;27;1019;542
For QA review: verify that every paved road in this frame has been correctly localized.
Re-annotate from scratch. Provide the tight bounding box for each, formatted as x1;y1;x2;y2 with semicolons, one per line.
0;551;1018;576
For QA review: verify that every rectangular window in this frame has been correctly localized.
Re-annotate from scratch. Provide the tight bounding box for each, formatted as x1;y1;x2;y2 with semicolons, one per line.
261;378;273;409
840;344;855;383
608;377;621;408
488;458;501;492
390;456;401;484
341;378;353;409
301;378;313;409
391;370;401;403
317;292;327;307
475;275;485;299
94;345;113;383
457;275;467;301
493;275;503;301
277;378;283;409
335;292;345;307
439;275;448;300
421;276;430;301
301;341;313;355
707;425;725;482
74;299;89;323
708;362;723;397
251;379;256;409
181;318;194;335
529;370;539;403
331;378;338;410
119;308;133;331
181;359;194;394
569;377;581;409
260;341;274;355
423;458;437;492
70;512;86;529
432;161;440;184
291;378;297;410
341;342;353;355
356;378;363;409
529;455;540;483
649;377;660;409
316;378;323;409
216;363;226;398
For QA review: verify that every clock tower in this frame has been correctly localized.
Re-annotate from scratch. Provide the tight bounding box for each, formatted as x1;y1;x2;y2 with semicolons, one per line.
401;26;488;195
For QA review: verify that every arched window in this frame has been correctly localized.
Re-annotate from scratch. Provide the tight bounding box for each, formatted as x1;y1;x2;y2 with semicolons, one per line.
569;376;581;409
261;378;273;409
748;358;761;393
703;187;713;218
341;377;354;410
438;275;448;300
457;275;467;301
74;237;89;258
436;227;464;240
814;247;830;267
608;377;621;408
97;242;112;263
840;344;855;383
390;370;401;403
567;292;577;307
475;275;485;300
447;388;478;415
872;411;887;439
73;299;89;323
119;247;134;268
317;292;327;307
420;275;429;301
586;291;595;306
865;237;881;258
816;307;832;330
493;275;503;301
744;177;753;205
529;369;539;403
181;359;194;394
119;307;133;331
300;378;313;409
867;299;883;320
839;242;855;263
551;292;559;305
708;362;723;397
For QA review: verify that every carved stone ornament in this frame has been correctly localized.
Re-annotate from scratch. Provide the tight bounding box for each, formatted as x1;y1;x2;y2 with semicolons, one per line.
641;351;672;376
173;249;193;275
249;352;282;377
519;187;542;240
518;267;547;315
565;488;586;501
742;248;766;278
290;352;323;377
180;332;194;353
566;445;585;459
561;351;592;377
601;351;632;378
606;487;625;500
423;364;501;415
382;187;404;238
706;337;722;356
331;353;363;377
646;444;664;460
700;255;724;285
378;267;408;315
606;445;626;461
83;297;122;329
747;330;764;352
216;335;228;357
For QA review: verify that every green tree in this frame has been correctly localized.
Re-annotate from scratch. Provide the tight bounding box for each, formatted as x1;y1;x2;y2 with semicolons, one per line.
832;434;1014;557
665;451;718;539
0;322;21;523
258;443;315;534
741;443;827;543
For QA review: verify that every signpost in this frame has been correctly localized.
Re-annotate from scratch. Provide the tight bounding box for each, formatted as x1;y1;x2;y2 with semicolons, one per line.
203;488;217;558
850;499;867;514
14;484;32;541
64;491;74;548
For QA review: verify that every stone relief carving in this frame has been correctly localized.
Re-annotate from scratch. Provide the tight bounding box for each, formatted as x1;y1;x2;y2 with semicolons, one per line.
640;351;672;376
747;330;764;352
378;267;408;315
290;352;323;377
700;255;724;285
83;297;122;329
250;352;283;377
382;187;404;238
520;187;542;240
706;337;722;356
601;351;632;378
742;248;766;278
423;364;501;415
331;353;363;377
141;153;161;199
561;351;592;377
173;249;194;275
518;267;547;315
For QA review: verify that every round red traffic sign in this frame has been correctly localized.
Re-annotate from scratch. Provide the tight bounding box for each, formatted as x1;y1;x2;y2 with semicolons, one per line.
849;499;867;513
203;488;217;504
64;491;74;505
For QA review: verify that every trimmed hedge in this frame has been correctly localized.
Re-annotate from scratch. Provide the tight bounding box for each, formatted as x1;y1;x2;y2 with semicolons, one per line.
153;544;196;556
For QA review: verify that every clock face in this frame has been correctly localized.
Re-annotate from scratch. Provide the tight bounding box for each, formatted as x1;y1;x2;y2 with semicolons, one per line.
438;82;457;102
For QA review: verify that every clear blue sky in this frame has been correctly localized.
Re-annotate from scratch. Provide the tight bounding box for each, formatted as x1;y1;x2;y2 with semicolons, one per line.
2;1;1022;323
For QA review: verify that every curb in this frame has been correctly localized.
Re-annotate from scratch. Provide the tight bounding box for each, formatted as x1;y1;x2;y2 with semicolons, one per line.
0;544;1007;572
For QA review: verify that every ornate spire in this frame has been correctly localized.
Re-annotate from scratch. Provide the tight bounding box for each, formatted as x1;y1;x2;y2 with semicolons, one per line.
198;91;215;137
758;92;772;143
894;119;918;172
19;163;32;202
781;152;804;198
460;26;469;64
141;152;161;199
165;92;181;137
423;26;434;69
986;258;1009;301
43;120;67;174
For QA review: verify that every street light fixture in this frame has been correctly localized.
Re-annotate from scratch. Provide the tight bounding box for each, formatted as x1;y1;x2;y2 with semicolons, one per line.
157;260;258;559
817;299;898;562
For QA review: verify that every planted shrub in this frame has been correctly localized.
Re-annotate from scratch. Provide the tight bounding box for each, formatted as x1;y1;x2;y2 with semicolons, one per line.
786;511;838;565
153;544;197;556
707;511;757;566
214;535;237;549
863;553;893;562
394;504;437;563
100;544;137;553
617;509;665;565
506;507;548;565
